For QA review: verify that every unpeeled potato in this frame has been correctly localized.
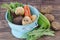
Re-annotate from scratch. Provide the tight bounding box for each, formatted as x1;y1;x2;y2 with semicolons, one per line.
40;6;53;14
51;21;60;30
44;14;55;22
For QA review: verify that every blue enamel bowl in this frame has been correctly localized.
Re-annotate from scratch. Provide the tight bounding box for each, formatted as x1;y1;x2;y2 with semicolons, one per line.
5;5;40;38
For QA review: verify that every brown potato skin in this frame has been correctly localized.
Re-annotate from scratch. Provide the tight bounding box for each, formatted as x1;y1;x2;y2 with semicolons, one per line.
44;14;55;22
51;21;60;31
40;6;53;14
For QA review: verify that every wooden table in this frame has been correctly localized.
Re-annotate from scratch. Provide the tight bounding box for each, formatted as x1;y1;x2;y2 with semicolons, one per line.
0;0;60;40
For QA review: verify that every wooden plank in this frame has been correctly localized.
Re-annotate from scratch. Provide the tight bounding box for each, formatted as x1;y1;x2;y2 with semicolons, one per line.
0;20;9;28
41;0;60;5
0;13;5;20
0;32;19;40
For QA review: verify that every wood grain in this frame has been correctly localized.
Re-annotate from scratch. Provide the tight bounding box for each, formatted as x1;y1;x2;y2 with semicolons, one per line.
0;0;60;40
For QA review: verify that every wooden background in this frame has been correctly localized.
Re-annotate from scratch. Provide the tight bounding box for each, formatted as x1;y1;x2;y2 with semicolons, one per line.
0;0;60;40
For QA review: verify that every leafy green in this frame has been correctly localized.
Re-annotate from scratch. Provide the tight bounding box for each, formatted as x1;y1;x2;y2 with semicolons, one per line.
9;2;16;9
14;2;24;7
27;28;54;40
2;2;24;12
7;10;13;22
1;4;12;10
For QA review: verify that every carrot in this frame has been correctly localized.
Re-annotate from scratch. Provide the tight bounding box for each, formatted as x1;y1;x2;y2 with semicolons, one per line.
24;5;29;16
26;5;31;18
24;5;31;18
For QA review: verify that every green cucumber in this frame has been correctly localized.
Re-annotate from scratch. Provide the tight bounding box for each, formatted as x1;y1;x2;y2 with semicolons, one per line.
38;13;50;29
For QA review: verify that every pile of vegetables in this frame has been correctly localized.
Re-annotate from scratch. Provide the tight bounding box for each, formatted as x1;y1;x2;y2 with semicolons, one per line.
2;2;37;25
2;2;60;40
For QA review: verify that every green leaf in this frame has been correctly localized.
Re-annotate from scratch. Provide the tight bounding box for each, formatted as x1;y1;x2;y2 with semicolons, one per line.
1;4;11;10
14;2;24;7
27;28;54;40
9;2;16;9
7;10;13;22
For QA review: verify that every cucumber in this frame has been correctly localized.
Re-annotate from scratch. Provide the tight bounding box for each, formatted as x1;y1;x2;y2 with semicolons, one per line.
38;13;50;29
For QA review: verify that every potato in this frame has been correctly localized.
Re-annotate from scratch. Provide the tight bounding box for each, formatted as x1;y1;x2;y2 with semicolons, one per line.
31;15;37;22
22;16;32;25
40;6;53;14
15;7;24;15
13;16;23;25
44;14;55;22
51;21;60;30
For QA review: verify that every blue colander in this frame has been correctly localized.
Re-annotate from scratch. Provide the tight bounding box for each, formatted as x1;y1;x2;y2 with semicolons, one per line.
5;5;40;38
